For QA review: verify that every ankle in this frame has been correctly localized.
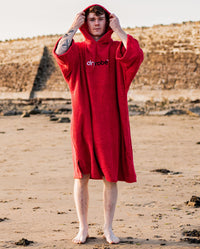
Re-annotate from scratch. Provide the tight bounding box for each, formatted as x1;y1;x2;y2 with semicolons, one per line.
79;224;88;232
104;225;112;233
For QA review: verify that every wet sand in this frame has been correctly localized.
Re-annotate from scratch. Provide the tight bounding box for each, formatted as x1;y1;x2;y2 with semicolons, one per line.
0;114;200;248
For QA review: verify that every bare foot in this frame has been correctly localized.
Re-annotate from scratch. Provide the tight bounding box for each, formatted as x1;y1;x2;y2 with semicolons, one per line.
103;229;120;244
72;229;89;244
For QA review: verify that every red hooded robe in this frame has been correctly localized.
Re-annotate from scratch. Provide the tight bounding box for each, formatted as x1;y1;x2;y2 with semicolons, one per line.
53;5;144;183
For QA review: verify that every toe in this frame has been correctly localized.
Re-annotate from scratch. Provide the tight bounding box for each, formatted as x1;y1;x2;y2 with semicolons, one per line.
72;234;89;244
103;233;120;244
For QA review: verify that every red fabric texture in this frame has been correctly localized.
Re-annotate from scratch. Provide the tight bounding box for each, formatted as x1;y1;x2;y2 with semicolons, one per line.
53;5;144;183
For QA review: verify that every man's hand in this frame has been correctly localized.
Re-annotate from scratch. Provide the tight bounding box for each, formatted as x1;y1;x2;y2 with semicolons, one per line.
109;14;122;33
71;11;85;30
55;11;85;55
109;13;127;49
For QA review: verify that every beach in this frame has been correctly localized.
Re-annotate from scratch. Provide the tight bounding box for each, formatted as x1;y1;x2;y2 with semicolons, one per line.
0;114;200;248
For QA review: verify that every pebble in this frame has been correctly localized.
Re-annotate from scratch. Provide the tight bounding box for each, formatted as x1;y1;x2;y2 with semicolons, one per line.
3;110;22;116
186;196;200;207
151;169;170;174
49;116;59;121
57;117;70;123
40;110;54;115
0;217;9;222
183;229;200;237
29;107;41;115
15;238;34;246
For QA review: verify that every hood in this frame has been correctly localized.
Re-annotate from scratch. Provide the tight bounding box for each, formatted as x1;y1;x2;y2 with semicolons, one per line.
79;4;113;44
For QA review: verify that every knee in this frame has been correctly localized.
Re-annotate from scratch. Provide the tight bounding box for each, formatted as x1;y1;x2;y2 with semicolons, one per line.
103;178;117;188
75;174;90;186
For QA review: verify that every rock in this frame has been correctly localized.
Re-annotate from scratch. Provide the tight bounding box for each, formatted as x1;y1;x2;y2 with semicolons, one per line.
15;238;34;246
164;108;199;117
57;211;67;214
170;171;182;175
164;109;188;116
186;196;200;207
189;106;200;116
190;99;200;104
181;229;200;244
40;110;54;115
3;110;22;116
57;117;71;123
151;168;182;175
183;229;200;237
29;106;41;115
49;116;59;121
0;217;9;222
97;229;104;235
33;206;40;211
21;111;30;118
151;169;170;174
57;107;72;113
128;104;145;116
181;238;200;244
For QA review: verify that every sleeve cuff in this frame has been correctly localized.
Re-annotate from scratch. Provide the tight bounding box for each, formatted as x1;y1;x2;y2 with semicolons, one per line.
116;35;141;63
52;38;75;64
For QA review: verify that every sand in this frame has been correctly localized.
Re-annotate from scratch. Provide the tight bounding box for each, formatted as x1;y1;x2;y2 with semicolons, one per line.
0;114;200;249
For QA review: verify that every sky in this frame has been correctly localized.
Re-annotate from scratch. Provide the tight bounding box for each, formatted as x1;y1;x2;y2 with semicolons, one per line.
0;0;200;41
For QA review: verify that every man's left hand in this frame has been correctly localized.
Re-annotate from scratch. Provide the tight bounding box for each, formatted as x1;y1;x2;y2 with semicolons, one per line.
109;13;127;49
109;14;122;32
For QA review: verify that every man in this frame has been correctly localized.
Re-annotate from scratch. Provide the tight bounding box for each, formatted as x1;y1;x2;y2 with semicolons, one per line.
53;4;143;244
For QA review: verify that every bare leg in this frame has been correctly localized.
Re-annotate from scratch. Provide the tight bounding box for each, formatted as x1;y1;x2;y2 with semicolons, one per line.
72;174;90;244
103;178;120;244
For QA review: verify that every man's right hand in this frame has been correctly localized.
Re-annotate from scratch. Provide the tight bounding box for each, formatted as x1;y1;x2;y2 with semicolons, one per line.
71;11;85;30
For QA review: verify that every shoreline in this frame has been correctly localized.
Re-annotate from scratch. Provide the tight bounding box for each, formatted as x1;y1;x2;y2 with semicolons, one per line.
0;90;200;117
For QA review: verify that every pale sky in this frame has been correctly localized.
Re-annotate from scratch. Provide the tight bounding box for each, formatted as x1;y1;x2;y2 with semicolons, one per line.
1;0;199;41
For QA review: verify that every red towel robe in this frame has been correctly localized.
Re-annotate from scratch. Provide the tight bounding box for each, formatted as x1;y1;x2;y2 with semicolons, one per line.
53;5;143;183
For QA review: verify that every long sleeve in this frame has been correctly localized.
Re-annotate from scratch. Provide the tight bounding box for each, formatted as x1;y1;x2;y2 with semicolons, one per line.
55;34;73;55
116;35;144;93
52;38;80;91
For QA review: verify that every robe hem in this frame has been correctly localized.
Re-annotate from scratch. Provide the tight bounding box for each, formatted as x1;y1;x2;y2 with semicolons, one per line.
73;175;137;183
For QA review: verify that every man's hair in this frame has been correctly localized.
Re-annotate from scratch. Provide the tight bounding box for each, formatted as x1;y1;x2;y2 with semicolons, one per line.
85;5;109;22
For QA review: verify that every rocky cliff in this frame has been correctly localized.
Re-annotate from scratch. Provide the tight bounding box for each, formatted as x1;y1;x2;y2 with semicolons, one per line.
129;21;200;90
0;21;199;99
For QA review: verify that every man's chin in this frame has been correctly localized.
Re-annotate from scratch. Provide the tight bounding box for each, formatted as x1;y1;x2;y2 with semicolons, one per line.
91;31;105;37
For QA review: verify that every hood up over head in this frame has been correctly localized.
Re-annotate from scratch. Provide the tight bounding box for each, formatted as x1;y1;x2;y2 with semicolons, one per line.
79;4;113;43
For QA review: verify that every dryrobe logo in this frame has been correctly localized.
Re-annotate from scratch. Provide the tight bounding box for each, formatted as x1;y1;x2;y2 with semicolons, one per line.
86;59;109;66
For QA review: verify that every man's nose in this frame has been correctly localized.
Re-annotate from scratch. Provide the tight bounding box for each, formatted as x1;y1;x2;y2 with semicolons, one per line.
94;19;99;25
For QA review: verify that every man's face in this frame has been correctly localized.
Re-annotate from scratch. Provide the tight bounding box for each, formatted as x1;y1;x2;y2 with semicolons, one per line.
87;13;107;40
